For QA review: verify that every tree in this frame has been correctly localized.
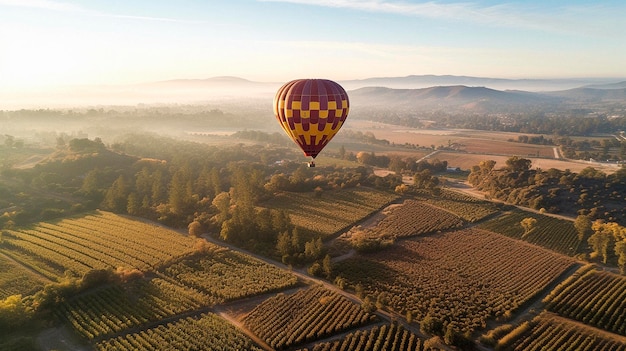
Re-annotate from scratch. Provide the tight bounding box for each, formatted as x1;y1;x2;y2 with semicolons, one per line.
406;310;413;324
574;215;593;241
102;175;129;213
168;168;193;215
505;156;532;172
520;217;537;238
271;210;292;234
265;173;290;192
339;145;346;159
588;221;615;264
615;241;626;275
420;314;444;335
80;169;103;199
304;237;323;260
291;227;303;253
322;254;333;279
188;220;202;237
126;192;141;215
212;192;230;224
276;231;292;260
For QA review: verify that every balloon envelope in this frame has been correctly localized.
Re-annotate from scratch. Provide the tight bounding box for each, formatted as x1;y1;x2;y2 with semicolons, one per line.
273;79;349;159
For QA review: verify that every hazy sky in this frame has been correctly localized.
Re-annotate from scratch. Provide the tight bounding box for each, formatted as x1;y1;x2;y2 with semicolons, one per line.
1;0;625;90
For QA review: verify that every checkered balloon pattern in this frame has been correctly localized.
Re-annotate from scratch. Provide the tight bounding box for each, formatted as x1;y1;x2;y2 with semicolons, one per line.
273;79;350;158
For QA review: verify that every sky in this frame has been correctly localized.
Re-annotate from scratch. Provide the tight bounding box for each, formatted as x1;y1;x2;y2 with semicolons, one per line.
1;0;625;91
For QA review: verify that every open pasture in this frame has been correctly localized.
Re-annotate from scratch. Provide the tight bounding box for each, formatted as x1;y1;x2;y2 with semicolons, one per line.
334;228;577;333
348;121;620;173
431;151;618;174
348;120;554;155
457;137;553;157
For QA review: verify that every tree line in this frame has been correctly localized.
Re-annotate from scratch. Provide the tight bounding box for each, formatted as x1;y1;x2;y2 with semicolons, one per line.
468;156;626;226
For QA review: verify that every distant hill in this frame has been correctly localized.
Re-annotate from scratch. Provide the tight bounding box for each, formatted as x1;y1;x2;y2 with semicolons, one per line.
545;87;626;101
581;81;626;89
3;74;625;110
348;85;563;113
339;75;624;92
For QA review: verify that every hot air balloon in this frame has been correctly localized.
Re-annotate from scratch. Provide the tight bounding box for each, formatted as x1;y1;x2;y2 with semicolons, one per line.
273;79;349;167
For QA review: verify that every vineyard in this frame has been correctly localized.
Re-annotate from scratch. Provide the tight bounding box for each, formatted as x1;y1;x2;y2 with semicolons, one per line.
161;249;299;303
3;187;626;350
55;277;206;340
56;249;299;340
242;285;378;350
0;254;48;299
333;228;577;333
418;189;501;223
360;199;464;239
0;211;199;278
543;265;626;335
495;312;626;351
95;312;263;351
298;322;428;351
478;208;580;255
263;187;400;238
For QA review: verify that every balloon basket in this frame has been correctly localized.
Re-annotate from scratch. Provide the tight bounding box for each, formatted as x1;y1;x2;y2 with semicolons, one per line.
307;161;316;168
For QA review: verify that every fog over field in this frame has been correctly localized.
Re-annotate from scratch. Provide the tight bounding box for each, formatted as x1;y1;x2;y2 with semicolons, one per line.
3;75;625;110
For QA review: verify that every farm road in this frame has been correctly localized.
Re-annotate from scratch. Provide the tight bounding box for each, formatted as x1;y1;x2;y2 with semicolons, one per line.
201;232;447;350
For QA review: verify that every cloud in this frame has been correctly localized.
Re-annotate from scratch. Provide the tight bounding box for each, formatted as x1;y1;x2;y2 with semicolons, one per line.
258;0;622;35
258;0;519;24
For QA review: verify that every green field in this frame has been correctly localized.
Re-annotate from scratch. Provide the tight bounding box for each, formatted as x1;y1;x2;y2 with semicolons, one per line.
263;187;400;238
478;208;580;255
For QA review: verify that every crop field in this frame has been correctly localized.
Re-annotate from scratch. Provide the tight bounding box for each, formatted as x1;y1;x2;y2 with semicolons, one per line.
343;121;620;174
263;188;400;238
96;312;263;351
0;211;199;278
544;266;626;336
242;285;378;350
161;250;299;303
333;228;577;333
496;312;626;351
0;254;49;299
358;199;464;239
299;322;428;351
56;277;206;340
57;251;298;341
2;173;622;350
349;120;554;155
416;189;501;222
478;208;580;255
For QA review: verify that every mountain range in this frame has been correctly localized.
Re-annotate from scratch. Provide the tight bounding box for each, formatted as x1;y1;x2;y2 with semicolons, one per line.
2;75;625;110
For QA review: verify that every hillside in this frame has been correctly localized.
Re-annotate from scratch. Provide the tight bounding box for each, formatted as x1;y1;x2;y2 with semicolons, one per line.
349;85;561;110
4;74;625;110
